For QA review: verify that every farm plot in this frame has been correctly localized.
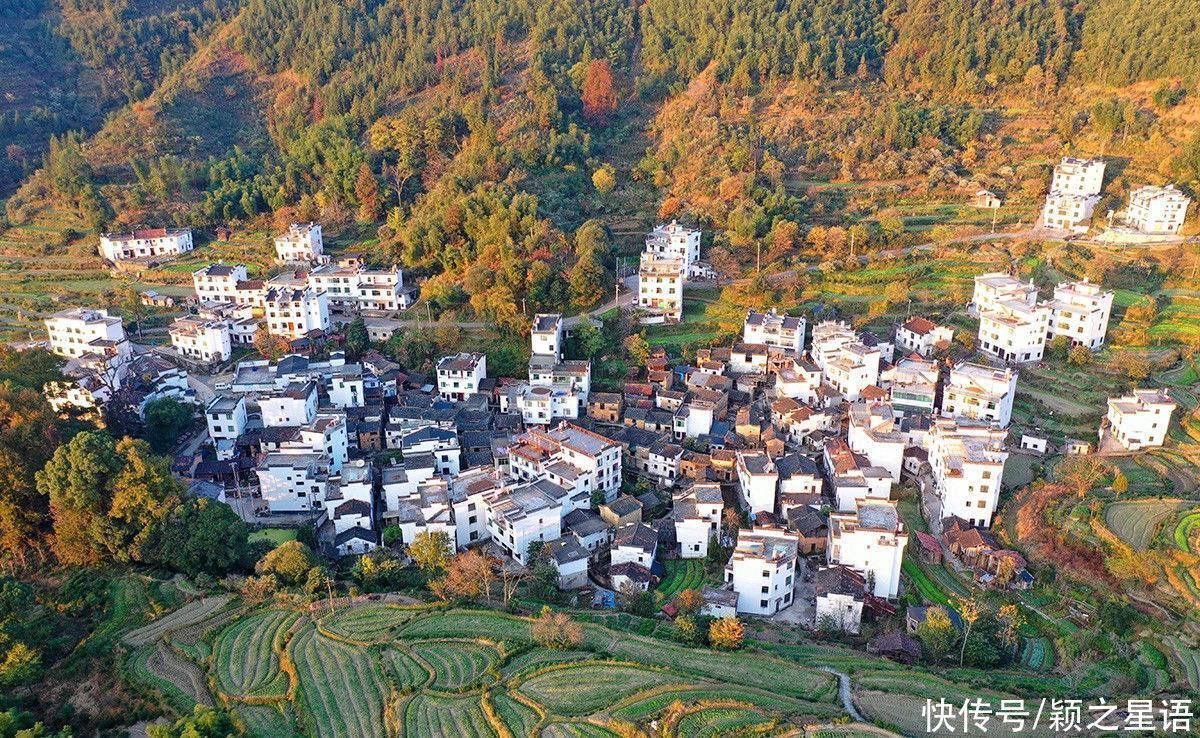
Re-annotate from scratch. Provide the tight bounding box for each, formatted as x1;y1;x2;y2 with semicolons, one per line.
129;642;213;712
403;693;497;738
319;602;416;643
382;648;431;690
401;610;532;642
675;706;775;738
124;594;235;646
234;703;303;738
411;640;501;691
501;648;594;677
492;690;541;736
1162;636;1200;691
1105;499;1190;550
1174;511;1200;552
214;609;301;699
611;686;836;721
169;603;242;663
656;560;708;599
288;625;391;738
540;722;618;738
1019;637;1054;672
856;690;1061;737
519;663;682;716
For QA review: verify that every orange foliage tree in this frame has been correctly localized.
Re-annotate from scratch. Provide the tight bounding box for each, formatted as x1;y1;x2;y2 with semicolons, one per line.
581;60;618;124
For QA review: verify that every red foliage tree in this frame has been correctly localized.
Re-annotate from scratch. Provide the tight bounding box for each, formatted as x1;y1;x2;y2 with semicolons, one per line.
581;59;618;124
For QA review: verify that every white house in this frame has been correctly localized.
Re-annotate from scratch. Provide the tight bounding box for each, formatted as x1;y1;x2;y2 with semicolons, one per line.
259;381;318;427
1042;157;1105;233
257;453;329;513
45;307;128;360
264;414;349;475
531;313;563;361
437;352;487;402
927;418;1008;528
205;394;246;459
1104;389;1176;451
736;451;778;516
197;300;259;345
674;483;723;559
848;401;905;482
827;499;908;599
545;537;590;589
1125;185;1191;235
398;425;461;476
274;223;324;263
895;317;953;358
815;565;866;634
1051;157;1106;196
776;453;823;514
507;422;622;505
971;273;1037;315
637;254;684;322
169;317;231;364
483;479;564;565
773;357;824;404
612;522;658;570
309;263;411;313
942;362;1018;428
811;321;881;402
1048;280;1113;350
881;355;940;415
645;221;702;276
193;263;250;303
100;227;192;261
978;299;1051;363
724;527;797;615
263;286;330;339
823;438;893;512
744;309;805;354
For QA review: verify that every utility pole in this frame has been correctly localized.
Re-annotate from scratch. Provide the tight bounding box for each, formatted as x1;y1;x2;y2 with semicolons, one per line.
992;206;999;234
756;241;762;274
849;230;856;260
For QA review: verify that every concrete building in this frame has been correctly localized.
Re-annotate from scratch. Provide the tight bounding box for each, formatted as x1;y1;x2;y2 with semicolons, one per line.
828;499;908;599
1125;185;1191;235
823;438;893;512
1104;389;1176;451
978;299;1051;363
437;352;487;402
531;313;563;361
259;381;318;427
1041;158;1105;233
927;419;1008;528
942;362;1018;428
882;355;940;415
44;307;128;360
274;222;324;263
612;522;658;569
645;221;702;276
1050;157;1106;196
735;451;778;515
724;527;797;615
263;286;330;340
100;227;193;261
169;316;231;364
205;394;246;459
1048;280;1113;350
309;264;411;313
192;263;250;303
637;254;684;322
744;309;805;354
848;401;905;482
507;422;622;505
815;565;866;634
673;483;723;559
483;479;564;565
811;322;881;402
895;317;953;358
971;273;1037;315
257;453;330;513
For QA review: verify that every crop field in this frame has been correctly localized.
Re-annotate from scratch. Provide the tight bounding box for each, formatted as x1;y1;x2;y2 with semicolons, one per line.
656;559;710;599
1175;511;1200;552
1104;499;1191;550
121;602;853;737
1162;636;1200;691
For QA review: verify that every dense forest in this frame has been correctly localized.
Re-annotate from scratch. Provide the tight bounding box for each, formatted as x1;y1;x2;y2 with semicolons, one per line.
2;0;1200;324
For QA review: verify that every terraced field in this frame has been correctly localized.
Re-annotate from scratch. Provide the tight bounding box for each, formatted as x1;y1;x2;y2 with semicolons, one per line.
1104;499;1191;550
124;603;843;737
124;594;235;647
655;559;710;599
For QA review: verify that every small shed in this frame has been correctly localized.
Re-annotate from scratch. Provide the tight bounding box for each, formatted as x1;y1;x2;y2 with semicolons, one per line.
915;531;943;565
972;189;1003;209
1019;434;1047;454
1062;438;1092;455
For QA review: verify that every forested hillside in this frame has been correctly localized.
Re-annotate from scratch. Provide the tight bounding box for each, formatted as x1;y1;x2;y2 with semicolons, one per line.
3;0;1200;328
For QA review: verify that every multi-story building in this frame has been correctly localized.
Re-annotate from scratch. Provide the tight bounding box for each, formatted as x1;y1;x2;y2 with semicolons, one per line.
673;483;723;558
169;316;231;364
814;565;866;634
1125;185;1191;235
197;300;259;345
894;317;954;358
881;355;939;415
259;381;318;427
978;299;1051;363
507;422;622;505
482;479;564;565
45;307;129;360
823;438;894;512
192;263;250;303
1104;389;1176;451
1048;280;1113;350
725;527;797;615
531;313;563;361
637;254;684;322
848;401;905;482
927;419;1008;528
308;264;411;313
645;221;702;275
941;362;1018;428
1041;158;1105;233
99;228;193;261
205;394;246;459
398;425;461;477
274;222;324;263
257;453;331;513
437;352;487;402
744;309;805;354
971;273;1037;315
735;451;778;515
811;321;881;402
263;414;349;475
263;286;330;340
827;499;908;598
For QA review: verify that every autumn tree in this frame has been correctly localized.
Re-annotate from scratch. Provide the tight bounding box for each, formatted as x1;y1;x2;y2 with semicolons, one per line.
435;548;496;602
0;385;62;569
625;333;650;366
1056;454;1108;498
916;606;957;661
955;597;981;666
1112;470;1129;495
355;163;382;222
676;588;703;615
409;530;451;575
531;605;582;649
708;616;744;650
581;59;618;124
256;540;319;585
254;331;290;361
592;164;616;194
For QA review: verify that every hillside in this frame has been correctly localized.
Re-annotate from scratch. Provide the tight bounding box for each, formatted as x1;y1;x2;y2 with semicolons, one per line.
1;0;1199;337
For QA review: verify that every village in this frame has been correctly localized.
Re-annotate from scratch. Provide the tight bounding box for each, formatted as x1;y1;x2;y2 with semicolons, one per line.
23;155;1192;663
